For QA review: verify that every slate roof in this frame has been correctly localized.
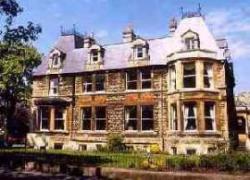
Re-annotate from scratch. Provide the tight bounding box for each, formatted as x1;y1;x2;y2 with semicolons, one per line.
33;16;227;76
235;92;250;107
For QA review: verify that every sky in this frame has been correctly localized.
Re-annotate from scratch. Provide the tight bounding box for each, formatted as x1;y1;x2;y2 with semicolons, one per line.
14;0;250;93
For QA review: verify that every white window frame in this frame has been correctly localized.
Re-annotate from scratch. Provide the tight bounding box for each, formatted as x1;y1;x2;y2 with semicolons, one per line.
95;107;106;131
204;63;213;89
49;77;59;96
170;104;178;131
81;107;92;131
140;69;152;89
141;105;154;131
124;106;138;131
83;75;93;93
204;102;216;131
39;107;49;131
126;71;137;90
91;49;99;63
183;63;196;89
136;46;144;59
169;65;176;91
52;54;61;68
183;103;197;132
54;108;65;131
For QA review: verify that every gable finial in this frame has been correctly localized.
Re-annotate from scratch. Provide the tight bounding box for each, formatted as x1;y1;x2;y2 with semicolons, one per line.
180;6;184;19
198;3;202;16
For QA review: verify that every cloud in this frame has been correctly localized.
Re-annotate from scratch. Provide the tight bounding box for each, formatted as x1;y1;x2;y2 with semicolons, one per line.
206;8;250;60
96;29;109;38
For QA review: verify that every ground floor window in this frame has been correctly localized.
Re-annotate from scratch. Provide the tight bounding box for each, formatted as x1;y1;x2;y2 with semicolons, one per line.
39;107;49;130
95;107;106;130
183;102;197;131
170;104;178;130
54;108;65;130
186;148;196;155
204;102;216;131
82;107;92;130
124;105;154;131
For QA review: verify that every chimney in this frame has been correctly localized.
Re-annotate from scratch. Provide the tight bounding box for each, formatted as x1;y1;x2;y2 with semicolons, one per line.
169;18;177;34
122;25;136;43
83;34;96;48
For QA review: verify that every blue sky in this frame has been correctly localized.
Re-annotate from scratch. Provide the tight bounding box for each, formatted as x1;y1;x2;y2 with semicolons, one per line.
15;0;250;93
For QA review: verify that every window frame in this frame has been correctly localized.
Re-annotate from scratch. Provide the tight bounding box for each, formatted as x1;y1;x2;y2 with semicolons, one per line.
39;107;49;131
183;62;196;89
95;106;106;131
54;108;65;131
204;102;216;131
169;65;176;91
126;70;138;90
49;77;59;96
91;49;99;63
124;106;138;131
140;69;152;89
141;105;154;131
170;104;178;131
83;74;93;93
95;74;105;92
136;46;144;59
203;63;213;89
81;107;92;131
183;102;197;132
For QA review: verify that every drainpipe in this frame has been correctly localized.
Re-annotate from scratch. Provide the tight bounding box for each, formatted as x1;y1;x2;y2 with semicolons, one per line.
70;76;76;141
160;69;164;151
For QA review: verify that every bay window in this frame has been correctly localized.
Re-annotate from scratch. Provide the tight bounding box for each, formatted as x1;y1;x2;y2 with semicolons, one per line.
204;63;213;88
170;104;178;130
204;102;216;131
183;102;197;131
183;63;196;88
141;105;154;131
169;65;176;90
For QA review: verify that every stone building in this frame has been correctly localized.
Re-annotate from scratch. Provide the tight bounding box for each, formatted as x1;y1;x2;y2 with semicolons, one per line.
27;14;236;154
235;92;250;151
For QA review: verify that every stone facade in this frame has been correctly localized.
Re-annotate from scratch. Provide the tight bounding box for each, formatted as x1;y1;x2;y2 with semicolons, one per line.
28;15;236;154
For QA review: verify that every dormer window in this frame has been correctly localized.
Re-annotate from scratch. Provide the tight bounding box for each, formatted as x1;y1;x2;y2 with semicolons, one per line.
91;49;99;62
136;46;144;58
182;30;200;50
52;54;60;67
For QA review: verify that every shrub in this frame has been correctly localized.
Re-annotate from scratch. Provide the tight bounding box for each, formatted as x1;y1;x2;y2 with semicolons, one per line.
150;144;161;154
107;133;125;152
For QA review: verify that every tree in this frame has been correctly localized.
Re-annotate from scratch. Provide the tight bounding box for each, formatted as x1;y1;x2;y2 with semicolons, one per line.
0;0;42;137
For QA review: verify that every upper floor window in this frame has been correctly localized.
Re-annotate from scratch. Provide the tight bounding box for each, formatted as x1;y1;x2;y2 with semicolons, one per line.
136;46;144;58
54;108;65;130
169;65;176;90
126;70;137;90
83;75;93;93
170;104;178;130
82;107;92;130
182;30;200;50
141;69;151;89
39;107;49;130
183;102;197;131
183;63;196;88
95;74;105;91
204;63;213;88
204;102;216;131
125;106;137;131
49;77;59;95
91;49;99;62
52;54;60;68
126;69;152;90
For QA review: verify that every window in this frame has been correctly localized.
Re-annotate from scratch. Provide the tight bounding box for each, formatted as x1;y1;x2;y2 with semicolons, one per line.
186;149;196;155
91;49;99;62
39;107;49;130
82;107;92;130
169;65;176;90
183;63;196;88
141;69;151;89
204;102;216;131
204;63;213;88
83;75;92;93
95;107;106;130
171;147;177;155
141;105;154;131
185;37;195;50
54;108;65;130
183;103;197;131
136;46;144;58
52;54;60;67
126;70;137;90
54;143;63;150
170;104;178;130
79;144;87;151
95;74;105;91
125;106;137;130
49;77;59;95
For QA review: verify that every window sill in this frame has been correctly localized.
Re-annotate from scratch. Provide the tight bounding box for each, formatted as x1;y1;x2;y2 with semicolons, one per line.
125;89;153;93
124;131;157;135
168;88;220;94
50;130;69;134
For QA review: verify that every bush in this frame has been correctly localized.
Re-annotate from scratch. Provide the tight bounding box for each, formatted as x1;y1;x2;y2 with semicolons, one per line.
107;133;125;152
150;144;161;154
